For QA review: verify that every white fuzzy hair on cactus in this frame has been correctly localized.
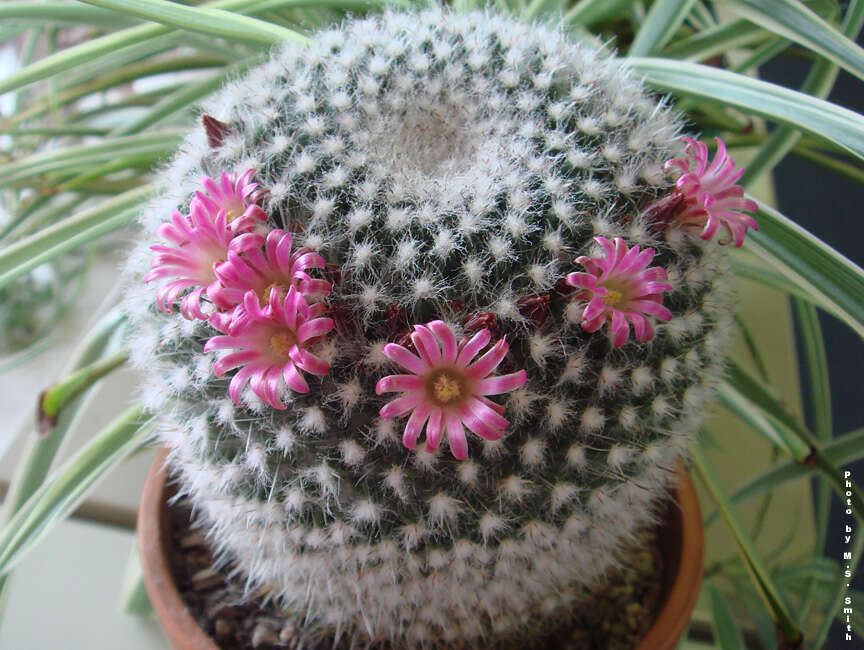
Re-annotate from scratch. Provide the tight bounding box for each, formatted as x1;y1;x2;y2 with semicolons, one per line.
123;6;758;647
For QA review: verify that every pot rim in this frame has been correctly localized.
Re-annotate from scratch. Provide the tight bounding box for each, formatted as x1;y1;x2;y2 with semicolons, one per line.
634;467;704;650
138;449;218;650
139;449;704;650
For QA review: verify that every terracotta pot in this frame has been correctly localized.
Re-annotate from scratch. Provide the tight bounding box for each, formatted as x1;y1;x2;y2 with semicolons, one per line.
139;449;704;650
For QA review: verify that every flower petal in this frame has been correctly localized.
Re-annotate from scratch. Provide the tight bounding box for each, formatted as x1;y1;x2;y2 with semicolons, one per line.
288;346;330;376
411;325;442;366
444;411;468;460
425;408;444;451
228;364;257;406
283;361;310;394
466;397;510;430
213;350;259;375
474;370;527;396
609;309;629;347
380;392;424;419
376;375;425;394
466;337;508;380
456;329;491;366
458;403;506;441
297;317;335;343
383;343;429;375
427;320;458;363
402;403;432;450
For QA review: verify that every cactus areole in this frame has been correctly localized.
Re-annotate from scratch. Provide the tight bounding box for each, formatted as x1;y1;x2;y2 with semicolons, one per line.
126;8;754;647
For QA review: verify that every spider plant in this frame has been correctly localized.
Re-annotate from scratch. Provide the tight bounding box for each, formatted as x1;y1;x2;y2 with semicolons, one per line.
0;0;861;646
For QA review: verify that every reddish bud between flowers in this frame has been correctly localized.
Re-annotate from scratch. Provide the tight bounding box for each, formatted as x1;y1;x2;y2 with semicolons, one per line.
552;276;577;297
202;114;233;149
517;293;550;327
386;303;409;333
464;311;499;339
330;302;361;337
640;191;686;230
448;299;465;314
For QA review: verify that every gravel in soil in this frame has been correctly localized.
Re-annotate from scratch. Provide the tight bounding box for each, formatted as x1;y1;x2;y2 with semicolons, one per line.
168;499;663;650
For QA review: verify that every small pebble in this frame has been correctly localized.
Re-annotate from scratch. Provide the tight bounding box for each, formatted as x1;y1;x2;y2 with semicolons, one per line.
252;622;278;648
179;531;207;549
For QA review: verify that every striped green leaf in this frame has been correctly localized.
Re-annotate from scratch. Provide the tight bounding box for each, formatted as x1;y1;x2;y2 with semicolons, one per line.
0;185;152;290
0;3;138;27
693;444;802;645
793;299;832;539
729;0;864;82
627;57;864;161
79;0;306;47
708;584;747;650
8;55;226;126
0;133;180;188
660;19;765;61
732;256;863;338
740;0;864;184
718;380;811;460
704;427;864;527
745;199;864;337
725;363;864;524
0;0;292;96
38;352;129;431
0;405;152;576
109;59;259;136
629;0;697;56
563;0;638;27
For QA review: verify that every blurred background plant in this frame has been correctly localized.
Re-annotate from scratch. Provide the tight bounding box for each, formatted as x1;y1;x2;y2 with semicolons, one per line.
0;0;861;647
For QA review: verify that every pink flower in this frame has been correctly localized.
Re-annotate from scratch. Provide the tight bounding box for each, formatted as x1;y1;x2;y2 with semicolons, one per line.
211;229;332;310
204;288;334;408
664;137;758;247
192;169;267;234
375;321;527;460
566;237;672;347
145;204;260;320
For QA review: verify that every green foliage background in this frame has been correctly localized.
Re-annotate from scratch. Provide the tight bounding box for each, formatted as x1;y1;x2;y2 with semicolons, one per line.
0;0;863;646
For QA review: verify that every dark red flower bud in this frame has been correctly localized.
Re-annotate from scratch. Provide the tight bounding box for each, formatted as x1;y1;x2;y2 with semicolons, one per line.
386;303;409;333
464;311;499;338
330;303;359;337
517;293;550;327
552;276;576;297
641;190;685;230
395;330;415;352
201;114;233;149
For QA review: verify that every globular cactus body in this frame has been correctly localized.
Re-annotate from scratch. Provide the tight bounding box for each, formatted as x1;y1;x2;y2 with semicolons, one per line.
124;8;742;647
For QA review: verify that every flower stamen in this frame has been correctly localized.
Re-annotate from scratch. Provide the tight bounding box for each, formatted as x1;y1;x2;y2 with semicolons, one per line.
601;289;623;306
261;283;288;305
224;200;246;222
270;331;297;357
430;371;464;405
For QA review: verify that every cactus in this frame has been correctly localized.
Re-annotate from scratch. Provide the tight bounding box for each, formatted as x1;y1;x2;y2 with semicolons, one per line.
123;7;753;646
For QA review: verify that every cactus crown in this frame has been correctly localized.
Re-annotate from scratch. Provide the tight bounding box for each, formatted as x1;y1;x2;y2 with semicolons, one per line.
124;7;745;646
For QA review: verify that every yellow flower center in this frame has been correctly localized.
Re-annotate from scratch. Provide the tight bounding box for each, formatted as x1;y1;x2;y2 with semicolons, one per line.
270;331;297;357
602;289;623;306
433;373;462;403
224;199;245;222
260;283;288;305
426;368;469;407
